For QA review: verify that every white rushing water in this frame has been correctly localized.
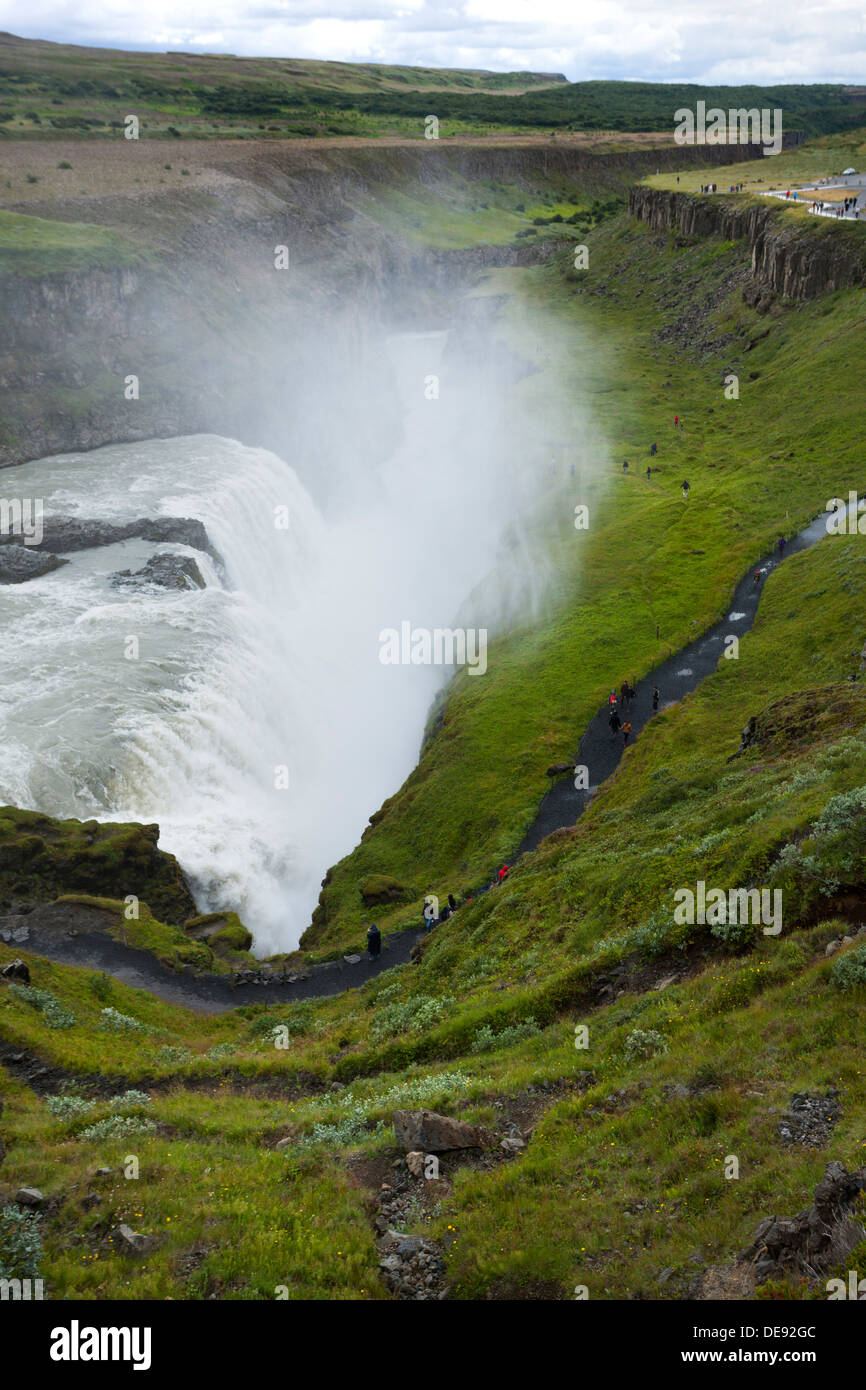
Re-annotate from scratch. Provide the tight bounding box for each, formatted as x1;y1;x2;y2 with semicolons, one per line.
0;330;558;952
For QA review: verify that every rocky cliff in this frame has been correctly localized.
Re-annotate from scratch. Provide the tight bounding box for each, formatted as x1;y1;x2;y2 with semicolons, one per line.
628;185;866;299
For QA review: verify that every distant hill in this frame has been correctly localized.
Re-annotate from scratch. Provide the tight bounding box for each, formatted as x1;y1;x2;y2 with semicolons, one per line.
0;33;863;141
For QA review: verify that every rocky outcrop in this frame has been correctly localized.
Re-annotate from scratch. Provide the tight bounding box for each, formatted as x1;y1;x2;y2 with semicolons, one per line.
693;1161;866;1298
0;544;67;584
628;186;866;299
0;806;197;924
0;514;218;558
111;552;206;592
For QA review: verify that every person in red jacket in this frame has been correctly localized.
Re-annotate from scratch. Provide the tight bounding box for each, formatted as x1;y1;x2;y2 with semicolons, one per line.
498;864;510;884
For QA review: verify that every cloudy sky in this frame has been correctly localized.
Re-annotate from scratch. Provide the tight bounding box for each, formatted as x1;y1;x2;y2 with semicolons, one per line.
3;0;865;84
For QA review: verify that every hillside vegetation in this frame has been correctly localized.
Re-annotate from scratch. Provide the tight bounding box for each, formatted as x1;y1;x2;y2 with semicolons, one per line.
1;34;864;141
2;151;866;1300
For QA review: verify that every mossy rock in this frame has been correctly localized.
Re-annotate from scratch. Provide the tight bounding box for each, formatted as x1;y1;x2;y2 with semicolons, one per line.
184;911;253;953
0;806;197;924
359;874;415;907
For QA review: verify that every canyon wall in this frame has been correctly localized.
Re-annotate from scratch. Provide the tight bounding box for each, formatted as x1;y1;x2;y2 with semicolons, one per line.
1;139;765;472
628;185;866;300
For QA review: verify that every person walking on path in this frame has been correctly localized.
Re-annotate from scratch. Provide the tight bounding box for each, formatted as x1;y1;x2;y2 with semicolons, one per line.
646;466;652;481
652;685;660;711
448;892;457;913
674;416;679;428
777;536;786;557
609;707;621;740
497;864;510;884
608;689;618;708
366;922;381;960
620;680;630;708
682;480;690;499
650;442;657;456
622;720;633;747
753;567;761;589
623;460;629;473
423;893;439;932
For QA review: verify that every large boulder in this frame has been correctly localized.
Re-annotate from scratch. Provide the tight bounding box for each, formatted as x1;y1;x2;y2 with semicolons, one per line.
111;552;206;592
0;544;67;584
392;1109;492;1153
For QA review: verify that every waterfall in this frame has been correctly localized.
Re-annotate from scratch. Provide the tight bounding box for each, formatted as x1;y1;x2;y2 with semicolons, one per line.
0;328;569;951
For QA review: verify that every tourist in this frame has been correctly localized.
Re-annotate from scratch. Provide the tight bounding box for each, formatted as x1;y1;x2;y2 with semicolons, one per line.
622;720;633;747
423;893;439;932
366;922;381;960
682;479;690;499
609;707;621;739
497;864;510;884
652;685;660;711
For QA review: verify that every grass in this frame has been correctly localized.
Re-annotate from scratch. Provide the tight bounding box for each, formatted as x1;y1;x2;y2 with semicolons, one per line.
644;130;866;198
0;209;147;276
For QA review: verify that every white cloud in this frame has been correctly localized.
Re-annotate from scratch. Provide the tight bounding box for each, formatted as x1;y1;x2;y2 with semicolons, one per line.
4;0;866;82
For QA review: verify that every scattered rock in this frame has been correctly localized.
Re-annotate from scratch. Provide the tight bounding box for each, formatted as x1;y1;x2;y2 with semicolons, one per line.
405;1151;426;1178
0;958;30;983
15;1187;44;1208
500;1136;526;1156
115;1223;154;1254
778;1090;841;1148
825;939;842;956
393;1109;493;1153
342;954;362;965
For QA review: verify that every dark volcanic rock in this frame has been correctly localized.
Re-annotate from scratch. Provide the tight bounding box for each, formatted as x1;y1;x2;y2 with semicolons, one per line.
0;515;219;564
0;958;31;983
111;552;206;591
0;543;67;584
692;1161;866;1298
628;187;866;300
